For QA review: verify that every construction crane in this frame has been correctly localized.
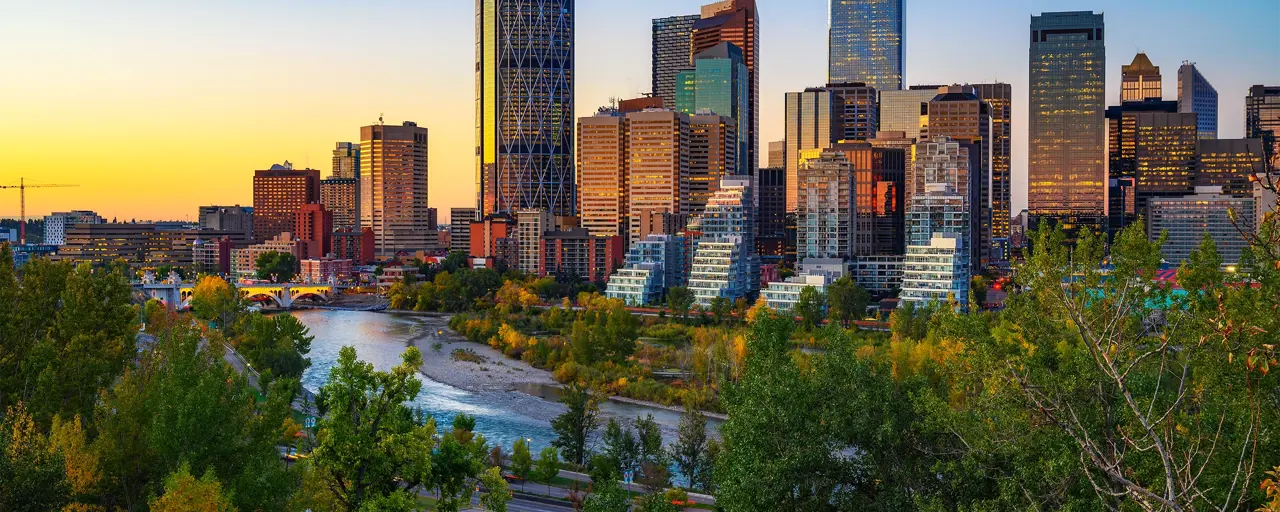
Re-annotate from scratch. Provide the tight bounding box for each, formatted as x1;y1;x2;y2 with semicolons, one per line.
0;177;80;244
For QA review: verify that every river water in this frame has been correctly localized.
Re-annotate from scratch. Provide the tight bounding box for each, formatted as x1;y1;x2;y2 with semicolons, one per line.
293;309;721;455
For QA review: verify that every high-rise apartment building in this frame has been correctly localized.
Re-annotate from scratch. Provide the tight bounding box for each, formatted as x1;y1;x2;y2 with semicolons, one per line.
1028;11;1106;223
627;110;690;244
332;142;359;179
577;113;628;240
252;162;320;243
1178;62;1218;139
687;113;738;215
539;229;624;283
1121;52;1162;102
1246;85;1280;167
476;0;574;217
360;121;430;255
785;88;833;211
921;85;991;265
517;209;555;275
197;206;253;241
692;0;758;175
795;149;854;261
652;14;700;108
900;233;969;308
974;83;1013;247
450;208;476;255
1134;112;1199;213
606;234;687;306
805;143;906;258
688;176;758;306
321;177;358;231
909;136;981;273
675;42;749;170
828;82;878;142
828;0;904;93
767;141;785;168
1195;139;1265;198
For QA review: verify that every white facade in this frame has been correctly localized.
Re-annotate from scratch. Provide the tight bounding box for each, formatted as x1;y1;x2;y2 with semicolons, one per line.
900;233;969;308
43;210;104;246
853;255;904;295
605;265;663;306
605;234;685;306
761;273;827;313
687;177;759;307
1149;186;1254;266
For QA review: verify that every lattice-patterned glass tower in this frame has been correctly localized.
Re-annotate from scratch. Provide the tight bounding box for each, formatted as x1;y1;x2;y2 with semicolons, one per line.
476;0;576;217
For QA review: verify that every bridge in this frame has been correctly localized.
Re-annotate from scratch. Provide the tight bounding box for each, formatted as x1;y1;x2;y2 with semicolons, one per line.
134;282;335;310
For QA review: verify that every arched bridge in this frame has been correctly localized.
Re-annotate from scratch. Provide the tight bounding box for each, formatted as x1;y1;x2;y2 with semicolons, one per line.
134;282;334;310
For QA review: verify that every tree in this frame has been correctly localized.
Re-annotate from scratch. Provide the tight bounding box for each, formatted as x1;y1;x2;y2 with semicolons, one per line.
0;403;71;512
310;346;435;511
633;414;663;470
969;275;989;307
150;463;238;512
708;297;731;326
826;275;871;327
635;491;681;512
189;275;241;331
582;482;630;512
236;313;313;386
511;438;533;489
793;285;825;330
670;402;708;491
478;466;511;512
666;287;694;323
550;384;600;466
532;447;561;495
254;251;297;283
601;419;638;478
432;435;481;512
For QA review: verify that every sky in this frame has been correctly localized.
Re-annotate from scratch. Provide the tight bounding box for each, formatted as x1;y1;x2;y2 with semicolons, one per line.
1;0;1276;223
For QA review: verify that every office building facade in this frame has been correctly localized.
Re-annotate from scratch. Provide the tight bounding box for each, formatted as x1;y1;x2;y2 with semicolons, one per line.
676;42;749;171
878;88;937;142
652;14;700;108
828;82;878;143
828;0;904;93
1195;138;1265;198
1121;52;1162;102
767;140;785;168
476;0;575;217
450;208;476;255
921;85;991;265
687;113;739;215
1028;11;1106;222
320;177;359;231
252;163;320;243
294;203;334;260
1134;112;1199;213
332;141;359;179
785;88;833;211
197;206;252;240
1177;62;1218;139
360;121;431;255
974;83;1013;248
577;113;628;240
43;210;105;246
1148;187;1254;265
756;166;787;258
692;0;759;176
627;110;690;244
1246;85;1280;167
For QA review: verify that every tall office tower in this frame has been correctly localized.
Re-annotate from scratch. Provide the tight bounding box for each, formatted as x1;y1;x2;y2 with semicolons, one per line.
197;206;253;240
756;166;787;259
332;142;359;179
1178;62;1218;139
828;82;878;142
321;177;359;231
627;110;690;244
767;141;785;168
688;176;758;306
252;162;320;243
676;42;749;170
476;0;574;217
692;0;759;176
1134;112;1198;213
449;207;476;255
1195;139;1265;198
295;203;334;260
577;113;628;240
795;149;854;261
828;0;905;93
1103;97;1178;234
1121;52;1162;102
909;136;980;273
1029;11;1106;226
812;143;906;257
1246;85;1280;167
878;88;939;141
517;209;554;275
360;121;430;255
687;113;739;215
785;88;833;211
921;85;991;265
652;14;700;108
974;83;1013;247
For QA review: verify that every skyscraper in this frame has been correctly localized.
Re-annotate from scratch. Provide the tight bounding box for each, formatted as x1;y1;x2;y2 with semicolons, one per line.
785;88;833;211
577;113;628;240
909;136;981;273
1028;11;1106;225
878;88;939;141
252;162;320;243
1121;52;1162;102
688;176;758;306
1178;62;1218;139
627;110;690;244
974;83;1012;249
828;82;878;142
476;0;575;217
828;0;905;93
692;0;759;175
652;14;700;108
756;166;787;258
676;42;749;170
450;207;476;255
320;177;358;231
795;149;854;261
767;141;785;168
920;85;991;265
1133;112;1198;213
687;113;739;215
332;142;359;179
1246;85;1280;167
360;121;430;255
1195;138;1265;198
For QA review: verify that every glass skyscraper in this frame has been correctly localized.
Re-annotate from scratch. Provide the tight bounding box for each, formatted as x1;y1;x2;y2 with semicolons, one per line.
652;14;700;108
675;42;749;173
784;89;833;212
1028;11;1106;222
1246;85;1280;168
476;0;575;217
828;0;905;93
692;0;759;176
878;88;938;141
1177;62;1218;140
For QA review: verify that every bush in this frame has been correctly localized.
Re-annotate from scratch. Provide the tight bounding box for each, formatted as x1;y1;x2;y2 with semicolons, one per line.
451;348;485;364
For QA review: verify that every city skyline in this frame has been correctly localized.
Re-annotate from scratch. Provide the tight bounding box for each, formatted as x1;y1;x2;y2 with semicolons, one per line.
1;0;1276;222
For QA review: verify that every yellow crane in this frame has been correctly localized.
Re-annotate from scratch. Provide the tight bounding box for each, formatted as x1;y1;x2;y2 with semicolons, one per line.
0;177;80;244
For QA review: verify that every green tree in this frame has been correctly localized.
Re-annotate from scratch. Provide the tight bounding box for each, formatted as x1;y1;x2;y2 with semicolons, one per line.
150;463;238;512
236;313;313;386
189;275;242;331
582;481;630;512
0;403;71;512
310;346;435;511
708;297;731;325
666;287;694;323
550;383;600;465
826;275;871;327
511;438;533;487
969;275;989;307
255;251;298;283
432;434;481;512
478;466;511;512
670;401;707;491
602;419;638;478
793;285;825;330
532;446;561;495
635;491;681;512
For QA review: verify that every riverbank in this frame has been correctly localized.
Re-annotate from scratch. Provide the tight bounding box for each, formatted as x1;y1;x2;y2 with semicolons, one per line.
405;314;558;394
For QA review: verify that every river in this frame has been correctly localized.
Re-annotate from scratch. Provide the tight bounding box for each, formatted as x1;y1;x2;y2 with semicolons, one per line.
293;309;721;455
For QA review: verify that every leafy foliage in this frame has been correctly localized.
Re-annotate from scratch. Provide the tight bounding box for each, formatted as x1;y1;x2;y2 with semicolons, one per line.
550;383;600;466
254;251;297;283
